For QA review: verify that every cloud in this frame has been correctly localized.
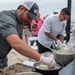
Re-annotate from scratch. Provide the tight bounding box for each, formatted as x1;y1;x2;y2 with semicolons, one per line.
0;0;25;3
0;0;25;11
0;0;74;22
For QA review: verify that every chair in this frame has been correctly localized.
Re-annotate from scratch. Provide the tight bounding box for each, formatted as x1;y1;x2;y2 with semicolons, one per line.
28;37;38;51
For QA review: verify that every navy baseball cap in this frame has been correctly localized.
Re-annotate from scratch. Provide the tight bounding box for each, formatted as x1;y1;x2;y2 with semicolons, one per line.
22;1;39;21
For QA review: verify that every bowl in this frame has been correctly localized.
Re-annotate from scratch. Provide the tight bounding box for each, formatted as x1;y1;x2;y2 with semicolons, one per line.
34;62;63;75
54;50;75;66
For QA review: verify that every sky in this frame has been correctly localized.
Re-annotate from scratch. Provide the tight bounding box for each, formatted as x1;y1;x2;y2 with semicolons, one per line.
0;0;75;22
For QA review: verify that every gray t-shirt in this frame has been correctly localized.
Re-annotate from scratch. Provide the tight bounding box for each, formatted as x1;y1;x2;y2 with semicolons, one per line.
0;10;23;58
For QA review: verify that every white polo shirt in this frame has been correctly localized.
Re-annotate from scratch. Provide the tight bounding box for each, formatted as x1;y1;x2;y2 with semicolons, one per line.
38;14;66;49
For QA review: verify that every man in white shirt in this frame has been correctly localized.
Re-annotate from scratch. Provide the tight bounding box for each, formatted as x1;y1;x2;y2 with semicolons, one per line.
37;7;70;53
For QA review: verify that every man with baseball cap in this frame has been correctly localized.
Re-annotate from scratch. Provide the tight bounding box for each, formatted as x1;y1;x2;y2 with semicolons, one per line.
0;1;56;69
22;1;39;21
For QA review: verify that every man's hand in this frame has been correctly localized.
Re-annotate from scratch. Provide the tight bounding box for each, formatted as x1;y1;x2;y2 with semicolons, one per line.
56;40;63;45
39;55;56;68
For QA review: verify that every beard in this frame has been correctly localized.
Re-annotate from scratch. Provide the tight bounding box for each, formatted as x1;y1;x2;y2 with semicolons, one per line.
18;11;29;25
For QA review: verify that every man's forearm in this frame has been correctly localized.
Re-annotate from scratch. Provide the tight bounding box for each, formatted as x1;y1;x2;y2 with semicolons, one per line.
6;34;41;61
45;32;58;41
